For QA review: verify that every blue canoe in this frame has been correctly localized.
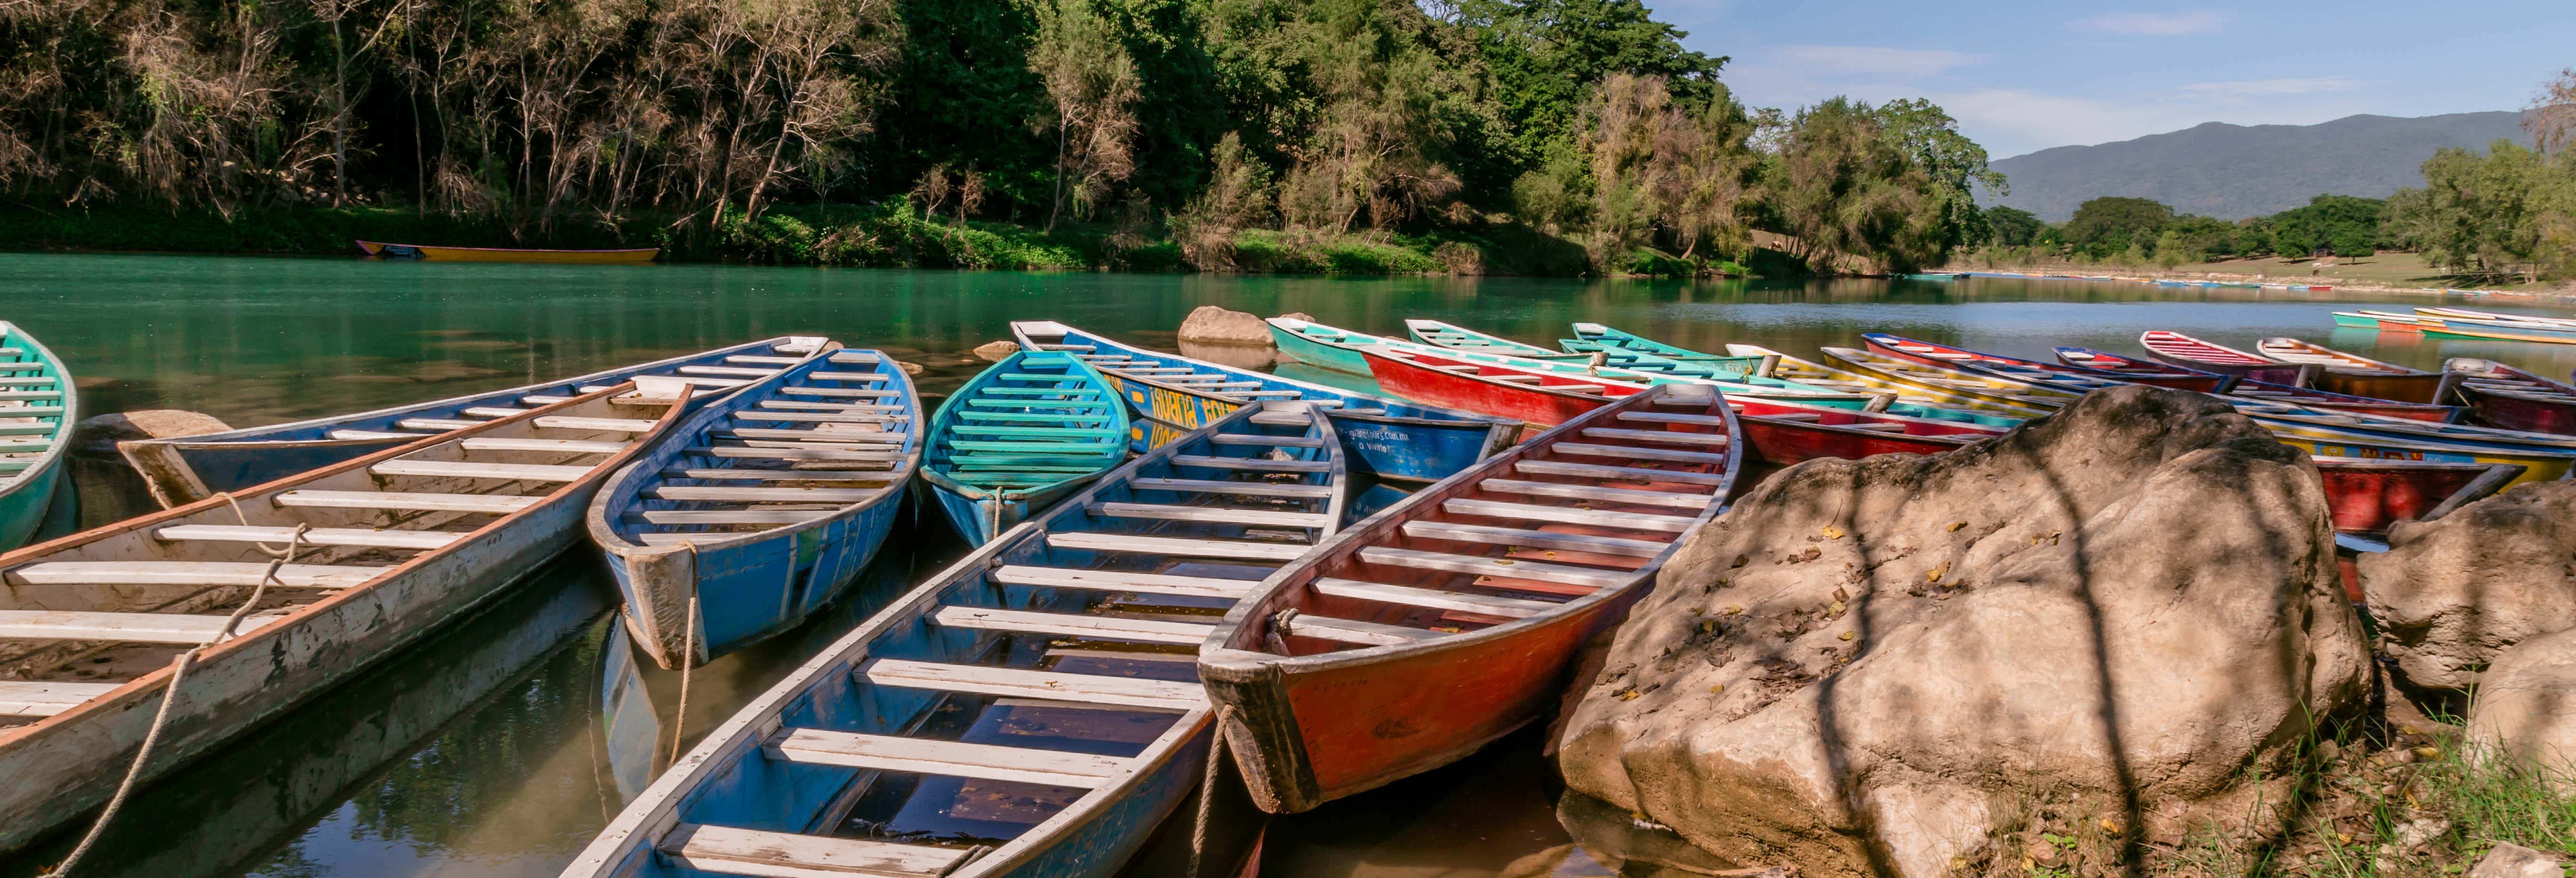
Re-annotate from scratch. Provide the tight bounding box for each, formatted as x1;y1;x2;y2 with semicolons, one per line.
587;348;923;669
922;351;1132;546
559;400;1351;878
0;322;75;551
1009;320;1515;482
120;336;833;507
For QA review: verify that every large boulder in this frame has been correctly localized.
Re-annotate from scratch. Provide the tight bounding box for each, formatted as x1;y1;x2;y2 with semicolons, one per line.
2467;628;2576;783
2361;480;2576;692
1555;386;2371;877
971;340;1021;362
1175;306;1274;345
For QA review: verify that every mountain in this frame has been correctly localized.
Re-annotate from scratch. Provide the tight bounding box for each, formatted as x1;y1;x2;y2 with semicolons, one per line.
1983;112;2532;221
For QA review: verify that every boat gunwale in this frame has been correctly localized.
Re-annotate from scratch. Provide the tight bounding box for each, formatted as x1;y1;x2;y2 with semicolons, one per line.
920;348;1130;506
2253;337;2429;377
1014;320;1521;435
0;381;680;746
561;399;1345;878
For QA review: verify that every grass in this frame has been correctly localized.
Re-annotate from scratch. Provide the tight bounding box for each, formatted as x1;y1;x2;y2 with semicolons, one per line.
1950;714;2576;877
1948;249;2571;294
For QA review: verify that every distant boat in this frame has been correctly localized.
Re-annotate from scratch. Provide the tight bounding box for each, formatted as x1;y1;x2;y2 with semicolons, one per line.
2137;330;2314;386
2254;338;2457;404
0;322;73;551
2417;307;2576;329
2333;311;2433;332
356;240;659;265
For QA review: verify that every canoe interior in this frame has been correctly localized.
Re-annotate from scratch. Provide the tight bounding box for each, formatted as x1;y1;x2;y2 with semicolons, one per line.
590;349;925;669
1201;384;1739;814
0;322;75;552
1866;333;2229;394
1404;319;1576;361
1010;320;1517;484
2447;358;2576;435
129;336;830;505
922;351;1130;546
564;401;1348;878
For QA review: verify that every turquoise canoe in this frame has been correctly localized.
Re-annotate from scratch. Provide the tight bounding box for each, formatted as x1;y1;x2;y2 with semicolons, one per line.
921;351;1130;546
0;322;74;551
1270;317;1884;409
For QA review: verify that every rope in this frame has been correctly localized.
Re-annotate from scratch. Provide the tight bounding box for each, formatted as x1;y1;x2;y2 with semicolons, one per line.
1186;705;1235;878
47;501;309;876
664;592;700;773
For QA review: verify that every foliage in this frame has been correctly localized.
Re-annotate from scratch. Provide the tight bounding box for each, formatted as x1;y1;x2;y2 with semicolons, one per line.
2061;197;2175;259
1984;205;2044;247
1444;0;1726;198
1027;0;1144;229
1764;97;1947;273
2392;141;2553;282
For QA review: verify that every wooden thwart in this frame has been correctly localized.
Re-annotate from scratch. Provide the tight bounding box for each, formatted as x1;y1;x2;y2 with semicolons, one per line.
6;561;386;588
764;728;1128;788
859;658;1206;711
154;524;462;550
987;565;1260;598
657;824;966;878
0;610;281;644
1312;578;1556;618
370;460;594;482
932;605;1216;645
1043;532;1310;561
0;681;121;717
276;490;541;514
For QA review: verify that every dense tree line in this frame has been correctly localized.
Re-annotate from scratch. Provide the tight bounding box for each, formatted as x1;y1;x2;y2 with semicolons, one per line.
1965;68;2576;284
0;0;1997;273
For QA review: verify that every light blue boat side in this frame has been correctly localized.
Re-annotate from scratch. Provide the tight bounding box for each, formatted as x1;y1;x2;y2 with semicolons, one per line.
1265;316;1885;410
0;322;74;551
119;336;833;507
1562;322;1768;374
558;401;1351;878
922;351;1131;546
587;349;924;669
1010;320;1516;484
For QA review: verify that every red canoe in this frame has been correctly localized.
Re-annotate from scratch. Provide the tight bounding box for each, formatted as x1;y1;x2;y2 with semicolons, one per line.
2445;358;2576;435
2315;457;2522;537
2254;338;2456;404
2138;331;2314;386
1866;333;2230;393
2057;346;2458;422
1201;383;1743;813
2052;346;2240;391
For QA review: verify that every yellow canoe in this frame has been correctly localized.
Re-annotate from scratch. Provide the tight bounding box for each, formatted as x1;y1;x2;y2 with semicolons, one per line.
356;240;658;265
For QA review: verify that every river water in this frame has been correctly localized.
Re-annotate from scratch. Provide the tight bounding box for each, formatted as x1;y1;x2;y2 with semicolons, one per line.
1;252;2569;878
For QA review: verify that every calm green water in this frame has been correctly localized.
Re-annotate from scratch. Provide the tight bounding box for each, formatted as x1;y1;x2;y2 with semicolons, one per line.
4;251;2570;878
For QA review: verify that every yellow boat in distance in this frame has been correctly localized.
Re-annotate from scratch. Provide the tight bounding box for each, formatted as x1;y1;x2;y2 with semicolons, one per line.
355;239;659;265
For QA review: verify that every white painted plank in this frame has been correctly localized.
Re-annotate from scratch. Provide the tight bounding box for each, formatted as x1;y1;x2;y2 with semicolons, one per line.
677;365;784;377
1400;521;1670;558
1579;427;1730;446
1282;614;1443;646
1085;502;1331;528
661;467;906;482
1208;434;1325;448
459;437;630;454
1618;411;1733;427
660;824;965;878
371;460;593;481
687;446;903;461
859;658;1205;711
1125;477;1333;498
1043;532;1309;561
932;606;1215;645
1442;498;1697;533
0;681;121;717
1357;547;1633;588
647;486;882;502
634;509;831;525
155;524;462;550
276;490;541;513
1513;459;1731;486
1170;455;1331;473
534;416;661;432
1311;578;1556;618
765;728;1126;787
394;419;484;430
988;565;1259;598
7;561;386;588
329;430;434;440
0;610;279;644
1477;478;1714;509
1548;443;1730;464
732;411;904;424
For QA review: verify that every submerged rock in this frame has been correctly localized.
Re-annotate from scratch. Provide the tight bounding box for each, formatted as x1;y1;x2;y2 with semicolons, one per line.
1175;306;1274;345
2467;628;2576;784
971;340;1021;362
1555;386;2370;877
73;410;232;457
2360;480;2576;692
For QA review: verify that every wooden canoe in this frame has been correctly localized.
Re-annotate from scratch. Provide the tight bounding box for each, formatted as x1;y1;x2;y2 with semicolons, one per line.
588;349;923;669
0;381;687;855
2416;314;2576;344
2313;458;2522;537
2445;358;2576;435
1866;333;2230;393
2056;346;2460;422
1010;321;1517;482
2254;338;2455;403
1563;323;1771;374
0;322;75;552
1201;384;1739;814
2138;331;2314;386
2333;311;2432;332
1726;344;2053;427
1266;317;1883;409
922;351;1131;547
356;240;659;264
121;336;832;507
1821;346;2087;409
2417;307;2576;329
2050;346;2238;391
1404;319;1585;362
562;400;1349;878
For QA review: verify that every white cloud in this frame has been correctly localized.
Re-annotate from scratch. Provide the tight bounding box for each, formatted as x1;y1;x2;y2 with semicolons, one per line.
2071;11;2227;36
1767;45;1991;76
2176;76;2361;97
1933;89;2182;153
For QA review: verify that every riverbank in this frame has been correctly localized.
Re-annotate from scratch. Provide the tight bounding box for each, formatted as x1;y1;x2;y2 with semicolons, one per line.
1940;253;2576;303
0;203;1771;278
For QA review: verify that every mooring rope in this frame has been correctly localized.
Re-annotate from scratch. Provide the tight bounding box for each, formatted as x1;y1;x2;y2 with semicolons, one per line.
48;497;311;876
663;591;700;773
1186;704;1236;878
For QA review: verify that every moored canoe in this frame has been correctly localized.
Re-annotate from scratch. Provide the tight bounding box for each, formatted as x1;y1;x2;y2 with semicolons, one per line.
2253;338;2455;403
356;240;659;264
2445;358;2576;435
1867;333;2230;393
563;399;1352;878
2138;331;2312;386
0;322;75;552
1405;319;1584;362
120;336;832;507
1201;383;1740;814
0;381;687;855
922;350;1130;546
588;349;923;669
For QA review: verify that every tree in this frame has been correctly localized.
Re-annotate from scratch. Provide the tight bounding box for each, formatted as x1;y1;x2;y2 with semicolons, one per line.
1446;0;1726;196
1028;0;1143;229
1873;98;2004;251
1984;205;2043;247
2531;67;2576;155
2413;141;2547;282
1762;97;1944;272
2061;196;2174;259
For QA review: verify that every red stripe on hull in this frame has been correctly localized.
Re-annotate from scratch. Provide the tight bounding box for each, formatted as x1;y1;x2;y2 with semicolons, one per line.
2459;385;2576;435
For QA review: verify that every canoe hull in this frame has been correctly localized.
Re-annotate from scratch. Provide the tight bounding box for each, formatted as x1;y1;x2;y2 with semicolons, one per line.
1270;323;1374;375
357;240;658;264
0;396;644;855
2310;372;2449;405
2315;460;2516;536
0;323;75;551
1864;335;2228;393
1360;349;1608;430
2456;381;2576;435
927;473;1094;547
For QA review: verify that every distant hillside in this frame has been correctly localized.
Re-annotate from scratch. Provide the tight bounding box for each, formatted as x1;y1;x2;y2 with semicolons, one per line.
1984;112;2531;221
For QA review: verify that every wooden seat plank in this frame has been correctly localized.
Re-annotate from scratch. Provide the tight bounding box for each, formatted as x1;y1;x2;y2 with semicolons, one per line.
633;509;831;525
1548;443;1731;464
371;460;593;481
7;561;386;588
533;416;661;432
1578;427;1729;446
0;610;280;644
1514;459;1730;486
764;728;1127;788
277;490;541;513
459;437;630;454
1311;578;1557;618
1357;546;1634;588
1400;520;1670;558
1208;434;1325;448
1170;455;1330;472
1442;498;1697;533
1125;477;1333;498
155;524;462;550
1085;502;1331;528
661;468;904;482
658;824;966;878
859;658;1205;711
932;606;1215;645
988;565;1260;598
1282;614;1444;646
648;486;882;503
1477;478;1714;509
0;681;121;717
1043;532;1309;561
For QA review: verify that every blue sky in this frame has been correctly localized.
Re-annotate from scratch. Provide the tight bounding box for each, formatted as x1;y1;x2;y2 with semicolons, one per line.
1649;1;2576;158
